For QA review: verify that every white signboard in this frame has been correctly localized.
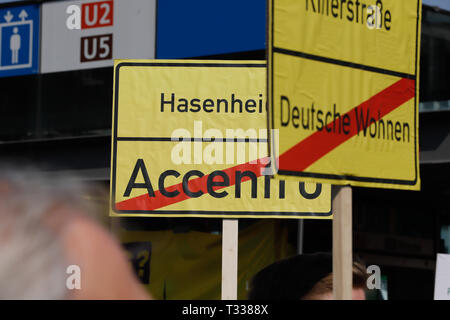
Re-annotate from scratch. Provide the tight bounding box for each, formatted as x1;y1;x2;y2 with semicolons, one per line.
434;254;450;300
41;0;156;73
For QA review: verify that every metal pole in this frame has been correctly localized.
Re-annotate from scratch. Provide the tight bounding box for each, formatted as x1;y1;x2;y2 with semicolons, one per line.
297;220;304;254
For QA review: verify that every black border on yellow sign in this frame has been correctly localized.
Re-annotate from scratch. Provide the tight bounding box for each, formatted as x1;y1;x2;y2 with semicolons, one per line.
268;0;421;187
111;61;332;218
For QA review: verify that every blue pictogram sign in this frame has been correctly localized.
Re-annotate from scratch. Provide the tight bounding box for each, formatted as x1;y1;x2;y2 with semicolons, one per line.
0;4;39;77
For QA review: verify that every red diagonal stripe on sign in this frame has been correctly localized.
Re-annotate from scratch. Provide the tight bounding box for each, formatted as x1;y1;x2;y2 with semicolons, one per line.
115;158;269;211
115;78;414;211
278;78;415;171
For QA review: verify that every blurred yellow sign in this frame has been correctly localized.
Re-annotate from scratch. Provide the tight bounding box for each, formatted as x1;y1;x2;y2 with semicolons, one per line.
119;220;296;300
268;0;422;190
110;60;331;218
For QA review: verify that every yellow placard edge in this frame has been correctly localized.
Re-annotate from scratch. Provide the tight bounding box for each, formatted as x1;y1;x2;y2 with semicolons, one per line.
110;212;332;219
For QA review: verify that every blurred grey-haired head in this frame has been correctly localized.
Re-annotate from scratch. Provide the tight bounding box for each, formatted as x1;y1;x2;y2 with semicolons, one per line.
0;166;105;299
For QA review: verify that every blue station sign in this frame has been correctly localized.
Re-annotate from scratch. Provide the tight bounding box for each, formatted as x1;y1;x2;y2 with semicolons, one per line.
0;4;39;77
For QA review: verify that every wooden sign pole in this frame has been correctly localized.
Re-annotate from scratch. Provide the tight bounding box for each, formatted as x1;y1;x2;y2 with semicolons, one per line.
221;219;238;300
332;185;353;300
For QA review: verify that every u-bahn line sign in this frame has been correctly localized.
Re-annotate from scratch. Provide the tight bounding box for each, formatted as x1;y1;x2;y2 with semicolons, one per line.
110;60;331;218
268;0;422;190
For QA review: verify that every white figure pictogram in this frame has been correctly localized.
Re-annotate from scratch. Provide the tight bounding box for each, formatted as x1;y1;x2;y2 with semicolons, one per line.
10;27;21;64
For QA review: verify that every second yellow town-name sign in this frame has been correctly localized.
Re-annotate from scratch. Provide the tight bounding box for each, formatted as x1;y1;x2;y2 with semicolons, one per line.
268;0;422;190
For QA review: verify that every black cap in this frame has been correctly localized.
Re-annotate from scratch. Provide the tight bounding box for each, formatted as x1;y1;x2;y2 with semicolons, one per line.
248;253;333;300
